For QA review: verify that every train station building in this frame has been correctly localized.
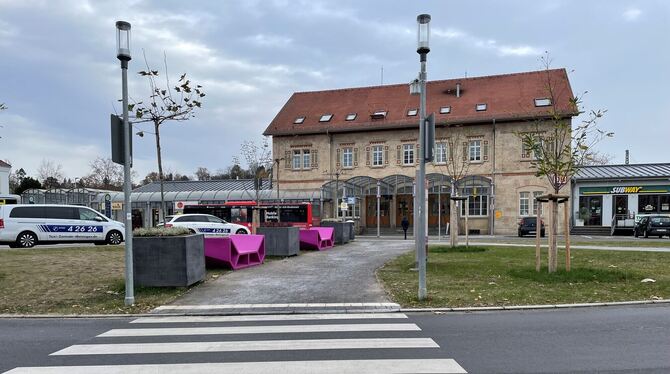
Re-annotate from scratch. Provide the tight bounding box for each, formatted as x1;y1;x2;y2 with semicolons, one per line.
264;69;576;235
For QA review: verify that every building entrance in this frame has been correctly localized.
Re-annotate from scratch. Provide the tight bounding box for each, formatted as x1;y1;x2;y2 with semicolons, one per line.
396;194;413;227
365;196;391;227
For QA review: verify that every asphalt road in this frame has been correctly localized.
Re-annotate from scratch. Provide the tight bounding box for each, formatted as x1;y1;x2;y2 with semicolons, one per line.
2;304;668;373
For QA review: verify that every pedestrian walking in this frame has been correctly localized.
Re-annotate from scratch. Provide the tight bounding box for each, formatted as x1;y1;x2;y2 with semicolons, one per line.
401;216;409;240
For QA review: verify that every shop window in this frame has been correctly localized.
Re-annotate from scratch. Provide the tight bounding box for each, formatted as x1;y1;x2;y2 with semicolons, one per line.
461;195;488;216
660;195;670;213
638;195;658;213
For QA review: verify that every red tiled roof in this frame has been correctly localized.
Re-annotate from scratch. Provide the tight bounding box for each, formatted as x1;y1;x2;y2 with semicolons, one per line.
264;69;576;136
0;160;11;168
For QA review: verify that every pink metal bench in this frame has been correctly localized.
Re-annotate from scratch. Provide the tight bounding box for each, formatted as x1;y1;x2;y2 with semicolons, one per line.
204;235;265;270
299;227;334;251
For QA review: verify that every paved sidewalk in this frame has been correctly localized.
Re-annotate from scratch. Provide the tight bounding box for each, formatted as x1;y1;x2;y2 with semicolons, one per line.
165;240;413;312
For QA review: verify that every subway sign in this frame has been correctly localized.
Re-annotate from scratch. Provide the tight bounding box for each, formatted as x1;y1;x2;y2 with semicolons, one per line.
580;185;670;195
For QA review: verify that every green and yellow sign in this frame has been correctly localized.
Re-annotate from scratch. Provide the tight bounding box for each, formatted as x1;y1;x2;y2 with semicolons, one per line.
580;185;670;195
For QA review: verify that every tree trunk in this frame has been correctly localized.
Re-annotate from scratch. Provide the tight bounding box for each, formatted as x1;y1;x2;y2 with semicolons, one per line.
450;199;459;247
154;122;166;224
548;199;559;273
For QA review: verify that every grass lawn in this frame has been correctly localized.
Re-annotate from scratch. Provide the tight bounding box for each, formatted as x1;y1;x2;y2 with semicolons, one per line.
0;246;228;314
570;240;670;248
377;245;670;308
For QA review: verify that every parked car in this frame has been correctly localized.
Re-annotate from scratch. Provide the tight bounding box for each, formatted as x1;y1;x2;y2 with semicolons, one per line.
0;204;124;248
634;215;670;238
518;217;545;237
162;214;250;235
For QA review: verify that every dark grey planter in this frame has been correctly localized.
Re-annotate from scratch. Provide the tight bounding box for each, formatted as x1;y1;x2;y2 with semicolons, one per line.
320;222;350;245
133;234;205;287
257;227;300;256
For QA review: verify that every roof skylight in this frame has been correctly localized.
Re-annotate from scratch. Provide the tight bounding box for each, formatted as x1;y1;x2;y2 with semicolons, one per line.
319;114;333;122
345;113;357;121
293;116;305;124
407;109;418;116
439;106;451;114
475;103;487;112
534;98;552;107
371;110;387;119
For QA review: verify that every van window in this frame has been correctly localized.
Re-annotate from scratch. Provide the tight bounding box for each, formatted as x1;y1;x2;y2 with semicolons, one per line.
78;208;101;221
45;207;78;220
9;206;46;218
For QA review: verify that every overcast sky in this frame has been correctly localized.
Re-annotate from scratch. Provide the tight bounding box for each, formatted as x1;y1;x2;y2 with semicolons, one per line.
1;0;668;181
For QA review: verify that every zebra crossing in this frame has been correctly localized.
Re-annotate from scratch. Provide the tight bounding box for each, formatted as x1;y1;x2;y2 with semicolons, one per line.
4;312;467;373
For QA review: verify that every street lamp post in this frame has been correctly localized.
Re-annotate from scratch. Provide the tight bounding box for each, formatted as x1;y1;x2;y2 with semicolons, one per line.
376;180;381;238
116;20;134;306
415;14;430;301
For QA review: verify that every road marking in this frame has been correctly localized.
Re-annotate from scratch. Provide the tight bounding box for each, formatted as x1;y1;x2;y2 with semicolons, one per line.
5;359;467;373
154;302;400;310
51;338;439;355
131;312;408;324
98;323;421;337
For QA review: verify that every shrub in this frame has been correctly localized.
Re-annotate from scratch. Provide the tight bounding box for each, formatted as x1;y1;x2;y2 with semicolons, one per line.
133;227;191;237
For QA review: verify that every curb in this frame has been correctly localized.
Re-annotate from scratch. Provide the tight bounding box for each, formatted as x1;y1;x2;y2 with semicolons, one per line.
400;299;670;313
2;299;668;318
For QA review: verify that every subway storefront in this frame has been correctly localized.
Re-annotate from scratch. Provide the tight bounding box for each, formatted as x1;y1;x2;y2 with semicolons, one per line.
576;184;670;227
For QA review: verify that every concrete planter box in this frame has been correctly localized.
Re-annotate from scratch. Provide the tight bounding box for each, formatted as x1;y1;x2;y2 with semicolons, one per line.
320;222;351;245
257;227;300;256
133;234;205;287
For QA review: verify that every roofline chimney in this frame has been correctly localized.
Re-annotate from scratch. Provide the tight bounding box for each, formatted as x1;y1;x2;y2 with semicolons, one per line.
456;83;461;98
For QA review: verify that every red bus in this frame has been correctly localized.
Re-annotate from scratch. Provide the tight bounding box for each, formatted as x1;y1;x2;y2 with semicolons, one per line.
183;201;314;229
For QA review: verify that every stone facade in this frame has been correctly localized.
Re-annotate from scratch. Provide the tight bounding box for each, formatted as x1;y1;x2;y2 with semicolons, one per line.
272;120;568;235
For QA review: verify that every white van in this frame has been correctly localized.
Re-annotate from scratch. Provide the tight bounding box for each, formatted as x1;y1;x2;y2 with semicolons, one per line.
0;204;125;248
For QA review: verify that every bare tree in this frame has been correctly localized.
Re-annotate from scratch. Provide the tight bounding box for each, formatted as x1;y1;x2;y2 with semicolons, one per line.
238;138;272;233
83;157;124;190
434;130;471;247
582;151;614;166
37;159;64;188
130;52;205;220
195;167;211;181
517;55;611;272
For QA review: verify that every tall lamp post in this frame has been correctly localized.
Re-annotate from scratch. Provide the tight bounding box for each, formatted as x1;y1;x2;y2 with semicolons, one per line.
116;20;134;306
415;14;430;301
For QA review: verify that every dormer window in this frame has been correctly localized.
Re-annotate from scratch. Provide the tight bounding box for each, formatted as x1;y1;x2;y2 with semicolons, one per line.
319;114;333;122
293;116;305;124
345;113;357;121
476;103;487;112
534;98;552;107
439;106;451;114
371;110;387;119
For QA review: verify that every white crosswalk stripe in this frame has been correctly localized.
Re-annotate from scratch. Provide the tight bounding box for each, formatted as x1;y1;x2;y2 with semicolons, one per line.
6;312;468;373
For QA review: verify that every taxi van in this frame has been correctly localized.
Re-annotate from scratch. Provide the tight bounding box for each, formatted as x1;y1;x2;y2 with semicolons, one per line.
0;204;125;248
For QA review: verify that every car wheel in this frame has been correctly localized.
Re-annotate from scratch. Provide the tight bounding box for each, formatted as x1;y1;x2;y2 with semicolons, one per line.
236;229;248;234
106;230;123;245
16;231;38;248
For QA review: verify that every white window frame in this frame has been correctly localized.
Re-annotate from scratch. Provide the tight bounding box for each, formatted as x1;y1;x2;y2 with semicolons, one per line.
319;114;333;122
476;103;487;111
292;150;302;170
403;144;414;165
532;191;544;216
302;150;311;169
342;147;353;168
469;140;481;162
435;142;448;164
407;109;418;116
534;98;552;107
372;145;384;166
439;106;451;114
519;192;530;216
345;113;357;121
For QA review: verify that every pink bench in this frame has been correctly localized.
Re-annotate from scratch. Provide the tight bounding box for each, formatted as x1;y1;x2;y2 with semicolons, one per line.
204;235;265;270
299;227;334;251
